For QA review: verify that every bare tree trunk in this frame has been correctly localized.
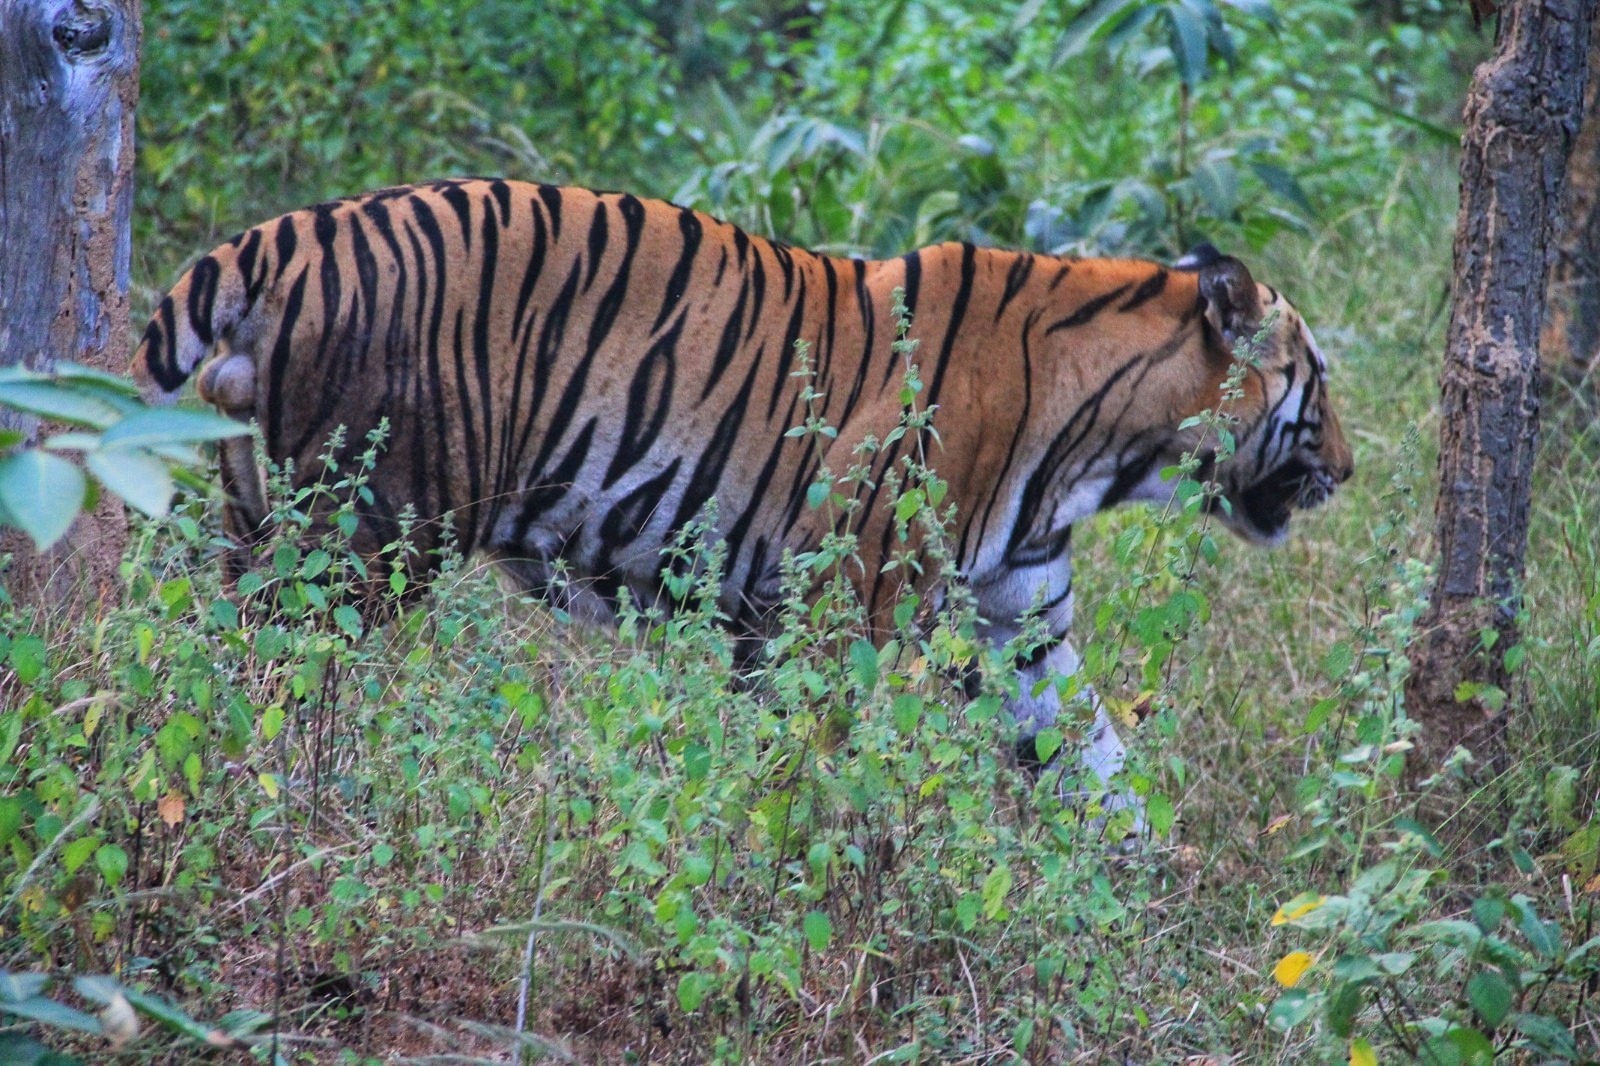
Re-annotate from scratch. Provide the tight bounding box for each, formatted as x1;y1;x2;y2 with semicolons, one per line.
1406;0;1597;776
1543;14;1600;374
0;0;141;611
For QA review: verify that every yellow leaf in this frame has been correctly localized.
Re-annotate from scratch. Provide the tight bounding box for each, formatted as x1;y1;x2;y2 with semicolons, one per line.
1350;1036;1377;1066
157;790;185;827
1270;893;1326;926
1273;950;1315;988
1262;813;1294;837
258;772;280;800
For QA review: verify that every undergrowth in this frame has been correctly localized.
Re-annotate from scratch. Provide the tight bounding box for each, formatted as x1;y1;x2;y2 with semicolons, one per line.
4;256;1599;1065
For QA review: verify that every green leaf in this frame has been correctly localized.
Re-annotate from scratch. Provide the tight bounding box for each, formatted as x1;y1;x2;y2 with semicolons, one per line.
1266;988;1316;1030
0;380;123;428
0;972;50;1003
85;447;175;518
676;972;711;1013
1165;3;1210;87
803;910;831;952
681;743;711;782
1321;641;1353;682
1508;1012;1576;1057
0;991;102;1035
0;1032;78;1066
10;635;47;685
1249;161;1315;217
1031;727;1063;765
0;450;87;549
981;864;1012;919
62;836;98;875
849;639;879;691
95;844;129;889
1543;765;1580;830
1466;970;1511;1029
891;693;922;734
1054;0;1140;65
100;408;250;449
118;983;233;1045
332;605;364;640
1147;794;1175;836
1442;1026;1495;1066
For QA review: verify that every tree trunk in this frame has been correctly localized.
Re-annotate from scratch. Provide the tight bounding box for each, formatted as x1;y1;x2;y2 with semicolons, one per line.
0;0;141;611
1406;0;1597;776
1543;14;1600;375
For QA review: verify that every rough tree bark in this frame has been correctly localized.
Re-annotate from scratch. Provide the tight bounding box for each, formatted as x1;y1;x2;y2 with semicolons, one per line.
1406;0;1597;775
0;0;141;610
1543;14;1600;374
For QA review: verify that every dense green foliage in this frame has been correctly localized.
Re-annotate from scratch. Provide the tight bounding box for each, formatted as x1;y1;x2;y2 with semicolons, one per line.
4;0;1598;1062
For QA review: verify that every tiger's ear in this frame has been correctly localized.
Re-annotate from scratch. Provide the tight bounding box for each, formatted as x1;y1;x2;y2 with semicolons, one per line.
1195;255;1262;347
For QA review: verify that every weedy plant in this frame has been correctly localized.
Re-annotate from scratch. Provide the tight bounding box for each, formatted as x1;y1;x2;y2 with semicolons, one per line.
0;290;1312;1063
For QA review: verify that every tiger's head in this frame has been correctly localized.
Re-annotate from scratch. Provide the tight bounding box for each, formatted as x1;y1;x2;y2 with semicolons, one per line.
1175;244;1353;546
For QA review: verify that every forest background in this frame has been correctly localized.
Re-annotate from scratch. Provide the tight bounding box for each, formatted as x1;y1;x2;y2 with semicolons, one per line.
3;0;1600;1062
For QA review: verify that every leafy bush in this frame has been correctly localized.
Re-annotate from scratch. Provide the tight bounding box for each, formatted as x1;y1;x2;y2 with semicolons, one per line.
0;365;245;549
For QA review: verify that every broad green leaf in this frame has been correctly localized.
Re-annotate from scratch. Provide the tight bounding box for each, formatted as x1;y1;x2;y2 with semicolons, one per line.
0;972;51;1003
119;983;235;1045
891;693;922;734
0;991;102;1034
1147;794;1175;836
0;1032;76;1066
1165;3;1210;86
1466;970;1511;1028
0;381;123;428
95;844;129;888
676;972;711;1013
100;408;250;449
85;448;176;518
1508;1012;1576;1057
1054;0;1141;64
0;449;87;549
803;910;831;952
981;864;1012;919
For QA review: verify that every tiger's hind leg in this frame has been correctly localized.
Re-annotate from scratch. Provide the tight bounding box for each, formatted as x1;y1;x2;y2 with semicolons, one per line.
196;351;271;585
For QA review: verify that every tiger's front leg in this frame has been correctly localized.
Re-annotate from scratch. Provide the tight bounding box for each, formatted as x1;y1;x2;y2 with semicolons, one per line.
971;566;1144;833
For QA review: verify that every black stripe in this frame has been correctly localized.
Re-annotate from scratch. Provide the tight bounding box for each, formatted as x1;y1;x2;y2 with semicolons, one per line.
488;179;513;226
143;298;182;390
530;194;647;479
995;253;1034;322
1046;283;1133;334
538;184;563;241
263;267;310;454
670;352;763;533
187;256;221;345
883;251;922;385
600;459;683;557
604;315;683;489
440;183;474;253
272;215;298;283
1118;269;1168;312
510;418;597;542
238;228;268;305
766;283;808;420
924;244;976;408
652;209;703;335
582;199;610;291
701;275;750;402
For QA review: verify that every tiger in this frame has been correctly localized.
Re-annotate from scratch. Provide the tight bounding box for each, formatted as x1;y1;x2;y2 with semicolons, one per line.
132;177;1352;821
